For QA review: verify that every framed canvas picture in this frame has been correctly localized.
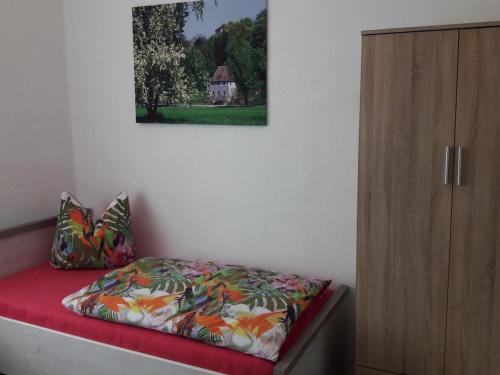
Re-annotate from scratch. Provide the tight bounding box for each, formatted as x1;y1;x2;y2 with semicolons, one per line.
133;0;267;125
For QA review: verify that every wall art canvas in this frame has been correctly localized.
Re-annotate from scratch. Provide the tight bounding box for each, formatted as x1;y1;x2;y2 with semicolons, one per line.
133;0;267;125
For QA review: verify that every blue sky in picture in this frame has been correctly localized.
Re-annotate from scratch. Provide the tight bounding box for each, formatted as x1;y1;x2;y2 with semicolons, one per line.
183;0;267;40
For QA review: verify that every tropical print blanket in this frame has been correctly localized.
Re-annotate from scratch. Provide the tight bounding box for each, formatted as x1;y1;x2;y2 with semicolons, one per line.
63;257;330;361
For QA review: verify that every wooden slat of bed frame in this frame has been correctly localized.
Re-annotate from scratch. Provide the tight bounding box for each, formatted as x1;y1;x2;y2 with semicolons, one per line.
0;216;57;240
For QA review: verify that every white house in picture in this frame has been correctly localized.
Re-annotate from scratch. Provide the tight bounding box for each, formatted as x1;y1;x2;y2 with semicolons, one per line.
209;66;237;104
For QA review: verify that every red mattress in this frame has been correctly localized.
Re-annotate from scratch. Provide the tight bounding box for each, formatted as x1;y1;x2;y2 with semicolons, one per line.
0;263;333;375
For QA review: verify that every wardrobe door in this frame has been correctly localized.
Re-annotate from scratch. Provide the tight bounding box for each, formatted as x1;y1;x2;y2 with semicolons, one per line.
357;31;458;375
445;27;500;375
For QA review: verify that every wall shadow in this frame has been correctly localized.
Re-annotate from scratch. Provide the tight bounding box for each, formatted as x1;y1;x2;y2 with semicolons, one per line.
131;192;169;258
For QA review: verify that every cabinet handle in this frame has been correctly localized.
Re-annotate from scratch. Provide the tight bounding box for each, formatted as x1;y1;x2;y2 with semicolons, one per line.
456;146;463;186
444;146;453;185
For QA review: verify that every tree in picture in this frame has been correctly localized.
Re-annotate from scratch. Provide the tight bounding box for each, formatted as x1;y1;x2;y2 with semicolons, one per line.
132;0;267;125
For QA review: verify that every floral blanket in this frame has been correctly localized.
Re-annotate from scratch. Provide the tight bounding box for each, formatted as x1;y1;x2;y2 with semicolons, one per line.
63;257;330;361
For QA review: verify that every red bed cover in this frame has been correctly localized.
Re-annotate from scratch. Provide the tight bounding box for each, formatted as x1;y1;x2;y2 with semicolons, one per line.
0;263;333;375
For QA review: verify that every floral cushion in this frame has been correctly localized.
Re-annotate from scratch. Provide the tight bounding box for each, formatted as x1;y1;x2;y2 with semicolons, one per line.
50;191;135;269
62;257;330;361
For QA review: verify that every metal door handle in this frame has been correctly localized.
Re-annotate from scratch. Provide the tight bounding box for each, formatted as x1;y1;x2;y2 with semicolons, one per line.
444;146;452;185
456;146;463;186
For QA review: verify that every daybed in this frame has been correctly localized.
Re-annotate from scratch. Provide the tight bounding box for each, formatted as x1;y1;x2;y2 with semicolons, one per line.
0;261;347;375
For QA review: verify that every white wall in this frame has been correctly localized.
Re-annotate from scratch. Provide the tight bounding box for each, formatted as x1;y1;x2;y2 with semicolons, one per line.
63;0;500;286
62;1;500;370
0;0;75;230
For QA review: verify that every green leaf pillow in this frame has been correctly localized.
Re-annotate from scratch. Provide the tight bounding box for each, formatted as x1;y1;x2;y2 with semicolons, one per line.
50;191;135;269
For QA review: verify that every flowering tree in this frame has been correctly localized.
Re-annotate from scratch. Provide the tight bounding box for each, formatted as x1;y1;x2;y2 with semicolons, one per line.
185;45;210;103
133;3;204;121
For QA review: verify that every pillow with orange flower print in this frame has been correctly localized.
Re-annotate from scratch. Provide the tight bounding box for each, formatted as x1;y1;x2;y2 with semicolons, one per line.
50;191;135;269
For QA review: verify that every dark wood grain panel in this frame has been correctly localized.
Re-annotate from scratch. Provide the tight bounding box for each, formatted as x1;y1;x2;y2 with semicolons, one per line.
362;21;500;36
357;31;458;374
356;366;401;375
445;27;500;375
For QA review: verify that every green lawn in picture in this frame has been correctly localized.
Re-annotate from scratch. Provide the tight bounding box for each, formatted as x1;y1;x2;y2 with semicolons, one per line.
136;105;267;126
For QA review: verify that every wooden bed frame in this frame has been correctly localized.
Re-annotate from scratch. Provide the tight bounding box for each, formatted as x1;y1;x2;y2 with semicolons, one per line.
0;218;348;375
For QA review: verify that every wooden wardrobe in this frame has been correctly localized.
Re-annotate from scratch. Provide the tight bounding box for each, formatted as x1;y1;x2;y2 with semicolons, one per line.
356;22;500;375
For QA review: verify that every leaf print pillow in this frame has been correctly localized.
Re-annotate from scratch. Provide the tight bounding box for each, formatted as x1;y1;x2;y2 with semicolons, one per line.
50;191;135;269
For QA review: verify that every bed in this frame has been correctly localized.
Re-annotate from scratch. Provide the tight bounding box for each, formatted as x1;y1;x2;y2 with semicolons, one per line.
0;221;347;375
